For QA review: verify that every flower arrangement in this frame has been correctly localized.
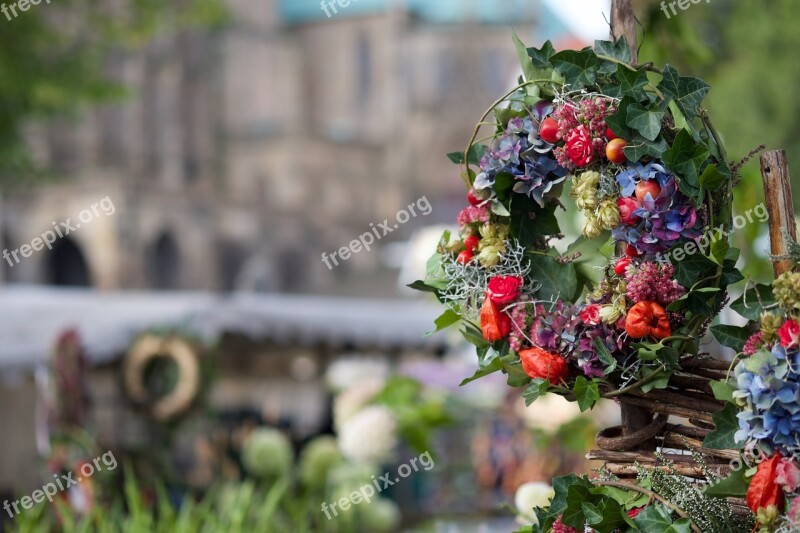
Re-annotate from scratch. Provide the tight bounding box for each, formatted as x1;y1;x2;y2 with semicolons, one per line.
414;34;740;413
409;33;795;532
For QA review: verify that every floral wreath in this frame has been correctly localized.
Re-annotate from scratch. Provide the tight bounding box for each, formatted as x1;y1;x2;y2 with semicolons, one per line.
409;34;796;532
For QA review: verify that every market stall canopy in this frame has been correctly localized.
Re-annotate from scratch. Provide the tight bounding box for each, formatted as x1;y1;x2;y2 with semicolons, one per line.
0;286;446;372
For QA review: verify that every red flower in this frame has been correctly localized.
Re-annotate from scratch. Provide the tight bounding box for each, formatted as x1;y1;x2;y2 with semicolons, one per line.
480;298;511;342
747;453;784;513
776;457;800;493
579;304;602;326
625;301;671;340
519;347;569;384
778;319;800;350
614;257;631;276
565;125;594;167
617;197;641;225
486;276;523;306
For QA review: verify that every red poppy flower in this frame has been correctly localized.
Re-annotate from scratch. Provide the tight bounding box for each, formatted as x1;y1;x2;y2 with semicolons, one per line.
480;297;511;342
625;301;671;340
519;347;569;384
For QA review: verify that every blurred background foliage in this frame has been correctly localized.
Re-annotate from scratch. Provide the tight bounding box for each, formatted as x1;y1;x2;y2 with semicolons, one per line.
0;0;227;184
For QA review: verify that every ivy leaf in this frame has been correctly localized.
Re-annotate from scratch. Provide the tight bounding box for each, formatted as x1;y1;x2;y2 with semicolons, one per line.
594;36;632;69
528;253;577;302
671;252;717;288
731;283;776;321
626;102;665;141
522;378;550;406
657;64;710;121
613;64;649;99
606;95;635;139
704;403;739;449
624;135;669;162
640;369;671;393
573;376;600;412
550;48;599;89
510;196;559;247
699;163;727;191
526;40;556;69
634;503;693;533
548;474;592;519
662;129;709;195
447;144;487;166
711;324;752;353
705;467;749;498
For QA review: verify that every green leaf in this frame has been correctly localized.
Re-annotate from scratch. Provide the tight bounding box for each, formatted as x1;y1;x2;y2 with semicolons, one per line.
704;403;739;449
626;102;665;141
512;30;537;82
522;378;550;406
407;280;440;294
573;377;600;412
640;369;671;393
594;36;632;68
548;474;592;518
594;337;617;375
606;96;635;140
731;283;776;321
658;65;710;121
510;196;560;246
447;144;488;166
624;134;669;162
550;48;599;89
699;164;727;191
705;467;749;498
459;354;502;386
613;65;650;99
526;40;556;69
426;309;460;336
662;129;710;195
528;253;578;302
634;503;693;533
671;251;717;288
710;379;736;403
711;324;752;352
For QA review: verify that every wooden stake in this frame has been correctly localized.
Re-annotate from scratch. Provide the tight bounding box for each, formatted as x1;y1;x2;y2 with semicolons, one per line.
610;0;638;64
760;150;797;277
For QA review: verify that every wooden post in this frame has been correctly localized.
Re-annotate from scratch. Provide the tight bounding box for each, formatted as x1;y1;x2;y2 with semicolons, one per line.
610;0;650;436
611;0;638;64
760;150;797;277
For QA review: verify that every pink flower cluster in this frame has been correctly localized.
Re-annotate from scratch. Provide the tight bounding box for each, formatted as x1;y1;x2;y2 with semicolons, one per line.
743;331;765;356
456;205;490;228
552;97;615;170
625;261;686;307
508;303;528;353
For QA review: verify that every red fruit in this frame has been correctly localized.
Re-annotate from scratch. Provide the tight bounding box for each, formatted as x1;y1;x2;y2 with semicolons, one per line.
456;250;473;265
605;138;628;164
635;180;662;202
606;127;618;140
539;117;560;144
519;347;569;385
614;257;631;276
625;244;641;257
464;235;480;253
467;188;481;207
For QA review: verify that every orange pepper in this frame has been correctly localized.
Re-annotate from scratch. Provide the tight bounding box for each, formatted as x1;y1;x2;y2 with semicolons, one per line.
625;301;671;340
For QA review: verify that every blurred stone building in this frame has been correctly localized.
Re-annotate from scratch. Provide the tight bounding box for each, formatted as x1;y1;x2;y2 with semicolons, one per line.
1;0;582;296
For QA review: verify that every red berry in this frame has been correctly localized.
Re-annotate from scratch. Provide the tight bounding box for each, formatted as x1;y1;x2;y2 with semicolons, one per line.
625;244;641;257
635;180;661;202
605;127;618;140
539;117;560;144
464;235;480;253
606;138;628;164
614;257;631;276
467;188;481;207
457;250;474;265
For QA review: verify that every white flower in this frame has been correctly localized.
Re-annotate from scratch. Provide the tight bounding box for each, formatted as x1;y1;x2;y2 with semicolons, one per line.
515;393;582;433
514;482;555;525
338;405;398;464
325;358;389;392
333;379;384;431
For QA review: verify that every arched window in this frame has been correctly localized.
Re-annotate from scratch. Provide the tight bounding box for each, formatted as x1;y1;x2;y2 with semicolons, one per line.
47;237;91;287
148;232;181;290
